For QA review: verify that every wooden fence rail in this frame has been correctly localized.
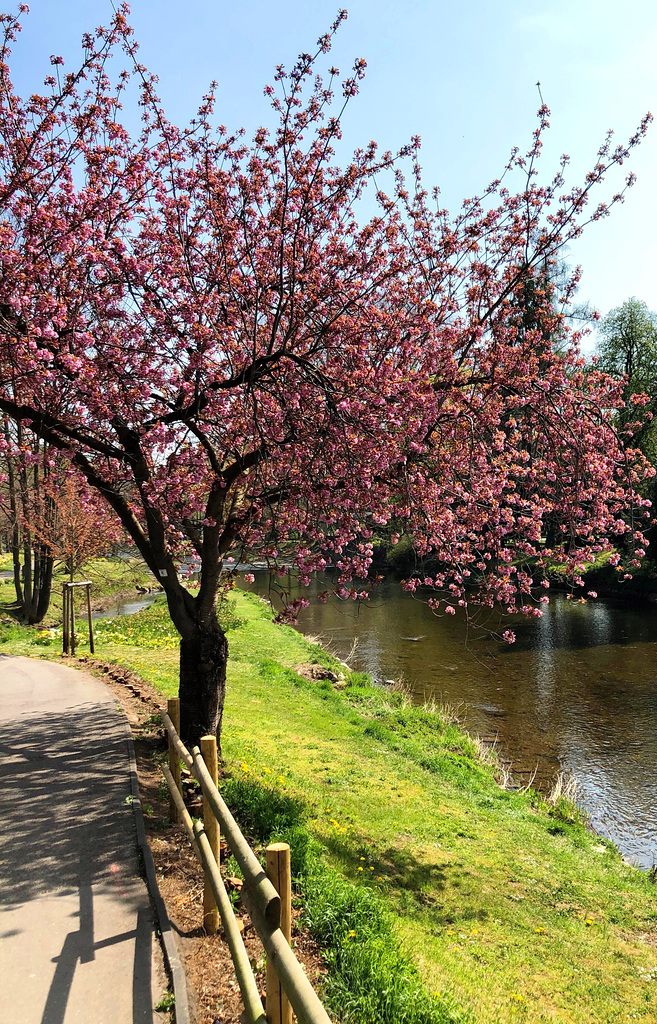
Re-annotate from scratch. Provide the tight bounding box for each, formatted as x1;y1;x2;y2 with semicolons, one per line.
161;699;333;1024
163;763;267;1024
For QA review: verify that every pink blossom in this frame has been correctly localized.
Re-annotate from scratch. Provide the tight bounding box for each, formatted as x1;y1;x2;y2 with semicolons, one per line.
0;5;650;746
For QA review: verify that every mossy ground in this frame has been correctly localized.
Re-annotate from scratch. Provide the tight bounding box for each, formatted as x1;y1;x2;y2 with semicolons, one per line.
2;585;657;1023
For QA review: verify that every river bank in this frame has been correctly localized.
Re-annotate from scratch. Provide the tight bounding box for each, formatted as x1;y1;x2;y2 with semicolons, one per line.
247;571;657;869
3;590;657;1023
371;534;657;603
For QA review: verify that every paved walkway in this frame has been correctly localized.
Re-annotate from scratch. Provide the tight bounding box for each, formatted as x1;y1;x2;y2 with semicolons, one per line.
0;656;167;1024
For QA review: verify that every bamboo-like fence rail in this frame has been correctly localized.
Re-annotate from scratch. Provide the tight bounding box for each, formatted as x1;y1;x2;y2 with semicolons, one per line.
161;699;333;1024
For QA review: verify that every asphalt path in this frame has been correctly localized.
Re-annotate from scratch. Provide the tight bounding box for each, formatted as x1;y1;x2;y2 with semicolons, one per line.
0;655;167;1024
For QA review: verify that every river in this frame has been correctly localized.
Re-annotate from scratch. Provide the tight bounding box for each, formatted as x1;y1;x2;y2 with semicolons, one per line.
248;572;657;869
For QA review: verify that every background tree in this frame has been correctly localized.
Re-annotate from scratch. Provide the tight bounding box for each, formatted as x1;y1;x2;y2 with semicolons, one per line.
0;8;651;743
22;472;120;581
0;419;54;622
595;297;657;449
0;424;118;618
595;296;657;551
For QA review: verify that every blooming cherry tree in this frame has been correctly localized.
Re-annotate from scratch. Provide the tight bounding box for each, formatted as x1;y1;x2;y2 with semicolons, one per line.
0;7;651;743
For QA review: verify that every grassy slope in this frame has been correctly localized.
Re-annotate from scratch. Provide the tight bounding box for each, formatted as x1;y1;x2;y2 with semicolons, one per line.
3;589;657;1023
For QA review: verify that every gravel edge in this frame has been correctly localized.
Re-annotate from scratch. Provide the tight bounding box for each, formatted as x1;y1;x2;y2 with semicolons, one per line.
119;711;192;1024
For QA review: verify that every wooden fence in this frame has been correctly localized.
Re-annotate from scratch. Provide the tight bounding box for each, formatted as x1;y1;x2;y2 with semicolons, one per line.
62;580;94;655
161;699;333;1024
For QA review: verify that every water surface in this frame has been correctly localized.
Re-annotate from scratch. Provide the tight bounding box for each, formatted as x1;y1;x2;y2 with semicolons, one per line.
248;573;657;868
92;593;159;620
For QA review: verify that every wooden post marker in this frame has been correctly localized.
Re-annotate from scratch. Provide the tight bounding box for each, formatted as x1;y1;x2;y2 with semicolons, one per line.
62;584;70;655
70;587;76;655
167;698;182;824
85;582;95;654
265;842;292;1024
201;734;219;935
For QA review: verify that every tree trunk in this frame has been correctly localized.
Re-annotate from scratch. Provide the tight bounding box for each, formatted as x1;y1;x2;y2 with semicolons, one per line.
10;523;22;605
22;538;33;610
5;450;23;604
178;613;228;753
31;547;54;623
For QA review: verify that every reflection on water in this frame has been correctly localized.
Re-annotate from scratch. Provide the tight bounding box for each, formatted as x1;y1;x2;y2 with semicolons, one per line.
92;594;159;620
248;573;657;868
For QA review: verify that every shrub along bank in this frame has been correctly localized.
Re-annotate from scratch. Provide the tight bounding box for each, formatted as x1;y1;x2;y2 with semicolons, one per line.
370;537;657;601
2;589;657;1023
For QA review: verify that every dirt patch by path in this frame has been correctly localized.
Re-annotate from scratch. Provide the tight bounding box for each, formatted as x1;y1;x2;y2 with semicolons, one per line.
75;655;327;1024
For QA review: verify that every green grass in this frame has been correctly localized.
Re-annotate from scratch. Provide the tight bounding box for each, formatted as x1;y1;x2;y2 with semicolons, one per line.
543;547;657;597
223;774;467;1023
2;589;657;1023
0;554;155;626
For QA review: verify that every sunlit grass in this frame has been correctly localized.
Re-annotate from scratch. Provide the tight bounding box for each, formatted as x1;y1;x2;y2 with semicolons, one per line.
2;588;656;1022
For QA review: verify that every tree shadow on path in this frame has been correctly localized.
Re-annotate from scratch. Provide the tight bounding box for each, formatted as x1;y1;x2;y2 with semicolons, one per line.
0;688;157;1022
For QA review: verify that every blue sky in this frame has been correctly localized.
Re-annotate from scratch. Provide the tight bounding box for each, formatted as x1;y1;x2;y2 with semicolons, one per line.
8;0;657;336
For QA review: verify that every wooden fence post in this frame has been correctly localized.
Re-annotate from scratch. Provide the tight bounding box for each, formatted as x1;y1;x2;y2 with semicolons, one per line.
167;698;181;824
201;735;219;935
62;584;69;655
70;586;76;655
85;582;95;654
266;843;292;1024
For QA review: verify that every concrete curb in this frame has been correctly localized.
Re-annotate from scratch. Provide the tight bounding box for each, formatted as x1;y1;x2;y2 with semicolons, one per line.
118;711;192;1024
